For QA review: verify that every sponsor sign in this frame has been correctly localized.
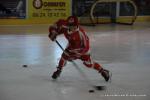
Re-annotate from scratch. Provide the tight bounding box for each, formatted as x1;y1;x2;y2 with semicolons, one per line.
28;0;71;19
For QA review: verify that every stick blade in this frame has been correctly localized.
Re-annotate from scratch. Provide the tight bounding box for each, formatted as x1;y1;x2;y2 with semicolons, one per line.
94;85;106;91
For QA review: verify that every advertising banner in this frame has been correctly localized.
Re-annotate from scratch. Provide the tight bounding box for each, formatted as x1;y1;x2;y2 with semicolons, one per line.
28;0;71;20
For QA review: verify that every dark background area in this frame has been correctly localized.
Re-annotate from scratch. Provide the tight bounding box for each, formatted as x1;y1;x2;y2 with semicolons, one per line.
72;0;150;17
0;0;26;19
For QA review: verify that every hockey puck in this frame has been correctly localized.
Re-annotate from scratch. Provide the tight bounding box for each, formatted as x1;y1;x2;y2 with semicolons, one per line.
89;90;95;93
22;65;28;68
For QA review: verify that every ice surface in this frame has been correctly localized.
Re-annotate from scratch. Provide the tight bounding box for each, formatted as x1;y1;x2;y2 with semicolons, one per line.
0;23;150;100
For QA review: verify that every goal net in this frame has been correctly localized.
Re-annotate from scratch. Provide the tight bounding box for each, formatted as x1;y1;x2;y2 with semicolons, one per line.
78;0;137;26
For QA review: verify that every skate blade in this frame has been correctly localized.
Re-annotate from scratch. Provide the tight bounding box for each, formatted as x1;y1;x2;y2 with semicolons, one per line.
108;71;112;83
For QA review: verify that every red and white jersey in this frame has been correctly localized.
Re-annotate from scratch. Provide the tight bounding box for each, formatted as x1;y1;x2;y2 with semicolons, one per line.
49;19;90;54
63;27;90;54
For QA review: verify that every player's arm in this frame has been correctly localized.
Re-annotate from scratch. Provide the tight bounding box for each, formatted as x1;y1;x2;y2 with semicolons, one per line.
48;26;58;41
56;19;68;35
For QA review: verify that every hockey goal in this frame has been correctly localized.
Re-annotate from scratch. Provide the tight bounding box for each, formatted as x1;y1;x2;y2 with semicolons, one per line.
79;0;137;25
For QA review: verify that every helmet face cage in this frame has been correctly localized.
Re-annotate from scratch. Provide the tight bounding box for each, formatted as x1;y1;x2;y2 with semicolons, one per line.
68;25;77;32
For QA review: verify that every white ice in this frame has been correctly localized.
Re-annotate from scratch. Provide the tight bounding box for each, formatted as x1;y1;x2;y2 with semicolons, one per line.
0;23;150;100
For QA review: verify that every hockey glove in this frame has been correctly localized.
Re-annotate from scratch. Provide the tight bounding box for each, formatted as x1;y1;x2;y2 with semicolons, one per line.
48;26;58;41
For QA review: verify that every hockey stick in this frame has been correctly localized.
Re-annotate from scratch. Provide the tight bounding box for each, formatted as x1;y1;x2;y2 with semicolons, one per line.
55;40;105;91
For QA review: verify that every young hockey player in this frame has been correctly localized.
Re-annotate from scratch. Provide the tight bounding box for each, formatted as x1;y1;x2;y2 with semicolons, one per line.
49;16;111;82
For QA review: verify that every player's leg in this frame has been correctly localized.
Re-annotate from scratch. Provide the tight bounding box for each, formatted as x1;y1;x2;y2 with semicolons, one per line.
81;54;111;82
52;53;67;79
52;49;78;79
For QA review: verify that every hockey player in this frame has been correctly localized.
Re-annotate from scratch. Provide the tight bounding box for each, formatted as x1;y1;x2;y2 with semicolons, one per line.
49;16;111;82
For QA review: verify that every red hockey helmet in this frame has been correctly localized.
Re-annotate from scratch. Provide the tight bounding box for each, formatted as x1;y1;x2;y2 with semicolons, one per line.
67;16;79;26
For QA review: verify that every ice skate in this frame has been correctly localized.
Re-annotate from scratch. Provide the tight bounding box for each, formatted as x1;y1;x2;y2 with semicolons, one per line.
52;68;62;79
99;68;111;82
